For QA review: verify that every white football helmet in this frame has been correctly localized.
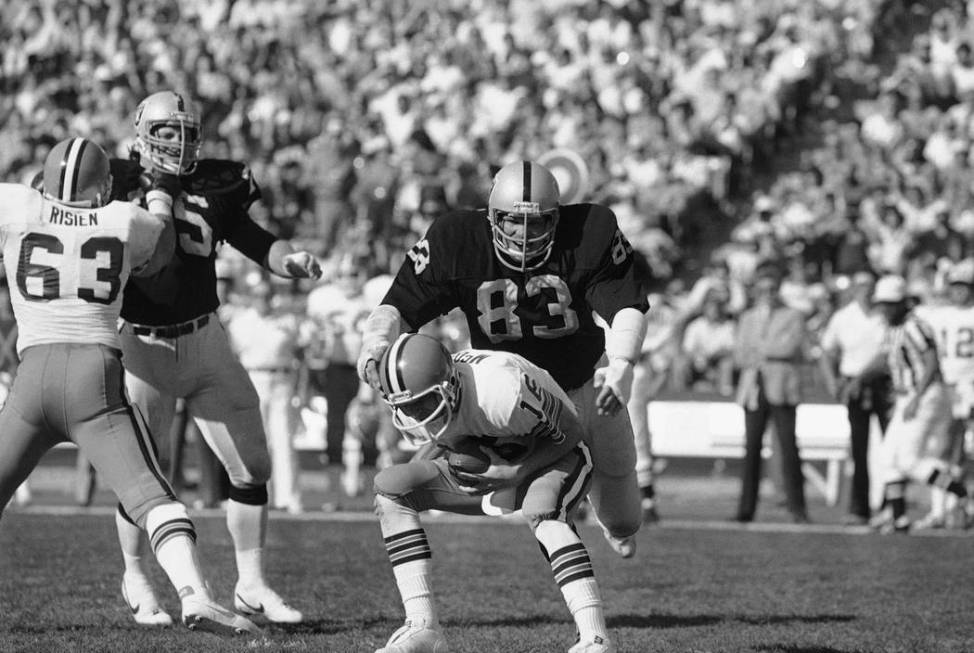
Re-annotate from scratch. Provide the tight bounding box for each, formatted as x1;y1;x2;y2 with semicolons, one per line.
377;333;460;444
134;90;202;175
42;137;112;208
487;161;561;272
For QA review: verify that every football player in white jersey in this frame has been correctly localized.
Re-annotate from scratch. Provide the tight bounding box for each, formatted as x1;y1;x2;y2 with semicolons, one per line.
871;275;969;533
0;138;257;635
914;260;974;528
372;334;615;653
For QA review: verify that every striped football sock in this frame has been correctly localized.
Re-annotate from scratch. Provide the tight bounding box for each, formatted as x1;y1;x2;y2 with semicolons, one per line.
384;528;437;626
146;503;206;598
535;520;607;641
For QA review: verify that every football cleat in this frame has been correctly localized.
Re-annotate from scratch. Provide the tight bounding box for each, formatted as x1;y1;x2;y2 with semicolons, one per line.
122;574;173;627
568;635;616;653
912;511;946;530
182;594;260;636
376;619;450;653
599;523;637;559
234;583;303;623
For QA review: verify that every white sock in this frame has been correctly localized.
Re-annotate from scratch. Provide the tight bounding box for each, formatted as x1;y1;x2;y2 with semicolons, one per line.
377;501;437;626
146;503;207;600
227;499;267;587
235;547;266;589
535;520;607;641
116;507;149;577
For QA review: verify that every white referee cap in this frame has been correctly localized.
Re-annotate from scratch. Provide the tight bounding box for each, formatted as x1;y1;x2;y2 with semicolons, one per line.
873;275;906;303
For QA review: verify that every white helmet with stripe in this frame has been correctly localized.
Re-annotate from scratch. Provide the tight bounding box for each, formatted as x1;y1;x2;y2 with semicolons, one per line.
377;333;460;444
487;160;561;272
42;137;112;208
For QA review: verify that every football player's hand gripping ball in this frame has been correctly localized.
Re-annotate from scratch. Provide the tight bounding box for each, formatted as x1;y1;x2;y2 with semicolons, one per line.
593;358;634;416
283;251;323;280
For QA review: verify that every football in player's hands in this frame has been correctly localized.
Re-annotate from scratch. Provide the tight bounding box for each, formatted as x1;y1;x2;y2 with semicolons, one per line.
446;439;491;475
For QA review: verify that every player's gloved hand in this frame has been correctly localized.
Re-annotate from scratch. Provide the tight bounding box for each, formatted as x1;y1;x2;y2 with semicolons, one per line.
139;171;182;215
282;251;323;280
593;357;634;416
356;340;389;389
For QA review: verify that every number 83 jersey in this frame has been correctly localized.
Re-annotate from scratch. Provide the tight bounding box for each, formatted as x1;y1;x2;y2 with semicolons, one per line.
0;183;163;355
383;203;648;391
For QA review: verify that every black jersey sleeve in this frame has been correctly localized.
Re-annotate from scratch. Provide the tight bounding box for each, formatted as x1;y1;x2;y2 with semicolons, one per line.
577;204;650;321
192;160;276;264
381;211;470;329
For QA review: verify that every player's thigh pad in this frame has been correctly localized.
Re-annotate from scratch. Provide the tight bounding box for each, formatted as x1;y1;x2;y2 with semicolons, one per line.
568;380;637;475
374;459;484;515
66;346;175;526
513;445;593;528
187;329;269;486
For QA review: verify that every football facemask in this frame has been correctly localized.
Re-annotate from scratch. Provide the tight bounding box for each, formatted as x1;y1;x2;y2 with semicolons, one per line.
488;161;561;272
378;333;460;445
134;91;202;175
42;137;113;208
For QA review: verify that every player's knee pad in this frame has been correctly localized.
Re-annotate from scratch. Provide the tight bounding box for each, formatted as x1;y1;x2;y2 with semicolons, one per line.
228;483;269;506
373;466;412;501
145;502;196;554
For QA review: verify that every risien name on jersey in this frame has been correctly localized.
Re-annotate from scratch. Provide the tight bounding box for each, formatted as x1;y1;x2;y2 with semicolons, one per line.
47;206;98;226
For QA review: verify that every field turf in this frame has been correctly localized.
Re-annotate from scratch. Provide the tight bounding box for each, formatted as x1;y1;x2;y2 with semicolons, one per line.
1;507;972;653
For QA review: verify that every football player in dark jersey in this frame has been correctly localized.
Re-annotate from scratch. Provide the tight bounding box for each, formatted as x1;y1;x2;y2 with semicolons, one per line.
358;160;648;558
109;91;321;626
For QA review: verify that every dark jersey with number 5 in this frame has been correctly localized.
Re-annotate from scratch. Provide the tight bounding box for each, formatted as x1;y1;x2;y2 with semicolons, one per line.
110;158;277;326
382;203;649;391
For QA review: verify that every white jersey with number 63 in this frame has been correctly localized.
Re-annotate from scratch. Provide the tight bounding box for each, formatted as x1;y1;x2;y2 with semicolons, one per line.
0;183;163;355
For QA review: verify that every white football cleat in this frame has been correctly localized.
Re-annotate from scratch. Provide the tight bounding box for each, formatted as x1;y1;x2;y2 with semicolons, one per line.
376;619;450;653
600;525;636;559
182;594;260;636
568;635;616;653
122;574;173;626
234;583;303;623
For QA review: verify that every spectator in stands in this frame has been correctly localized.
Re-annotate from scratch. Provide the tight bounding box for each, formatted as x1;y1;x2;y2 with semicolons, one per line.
732;261;809;524
680;288;735;396
818;270;892;525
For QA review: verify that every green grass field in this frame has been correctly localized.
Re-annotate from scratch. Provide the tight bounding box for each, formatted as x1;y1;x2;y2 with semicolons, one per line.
1;507;972;653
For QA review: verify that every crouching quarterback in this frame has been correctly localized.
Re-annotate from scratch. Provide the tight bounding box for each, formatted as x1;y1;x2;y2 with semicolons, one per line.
372;333;617;653
359;160;648;558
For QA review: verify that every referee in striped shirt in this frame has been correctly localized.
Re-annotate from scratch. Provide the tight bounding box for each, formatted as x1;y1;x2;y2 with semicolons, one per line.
871;275;969;533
